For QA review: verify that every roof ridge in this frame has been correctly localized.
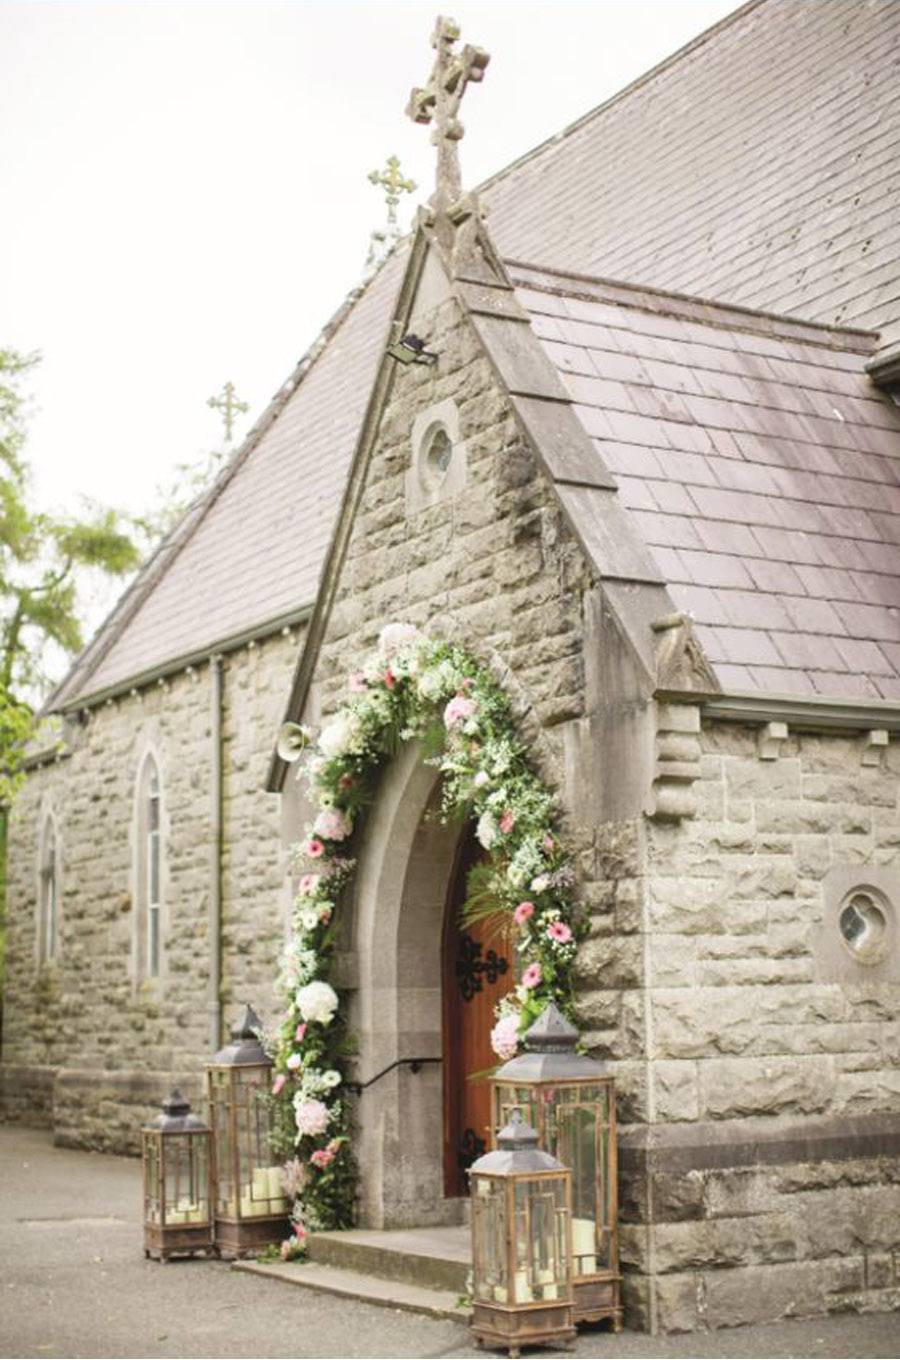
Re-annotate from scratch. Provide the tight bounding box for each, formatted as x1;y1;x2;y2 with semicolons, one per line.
476;0;766;199
45;251;405;712
505;258;879;353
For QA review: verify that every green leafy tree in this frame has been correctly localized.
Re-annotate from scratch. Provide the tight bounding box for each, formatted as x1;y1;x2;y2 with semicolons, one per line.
0;348;141;986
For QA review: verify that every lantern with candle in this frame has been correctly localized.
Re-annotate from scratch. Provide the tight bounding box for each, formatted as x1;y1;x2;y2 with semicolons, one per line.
491;1003;621;1328
206;1004;289;1257
141;1088;213;1260
469;1110;576;1358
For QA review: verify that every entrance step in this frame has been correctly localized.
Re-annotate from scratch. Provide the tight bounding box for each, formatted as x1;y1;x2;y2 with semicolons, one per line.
233;1257;468;1321
307;1224;471;1295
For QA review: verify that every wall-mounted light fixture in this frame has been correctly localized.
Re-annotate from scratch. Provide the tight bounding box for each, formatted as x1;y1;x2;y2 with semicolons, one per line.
387;332;439;366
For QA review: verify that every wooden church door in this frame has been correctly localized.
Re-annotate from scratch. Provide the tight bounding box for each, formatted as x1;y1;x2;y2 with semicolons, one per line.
442;833;513;1198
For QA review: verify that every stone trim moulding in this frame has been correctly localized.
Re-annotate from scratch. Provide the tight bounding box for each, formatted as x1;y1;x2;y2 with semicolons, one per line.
645;700;701;821
694;689;900;735
618;1110;900;1176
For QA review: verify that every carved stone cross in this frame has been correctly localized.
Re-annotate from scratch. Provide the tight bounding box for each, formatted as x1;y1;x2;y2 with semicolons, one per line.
207;381;249;444
406;16;490;210
368;155;417;233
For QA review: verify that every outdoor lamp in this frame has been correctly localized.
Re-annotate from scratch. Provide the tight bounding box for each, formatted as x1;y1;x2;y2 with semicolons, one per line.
386;331;439;365
469;1109;576;1358
491;1003;622;1329
206;1004;288;1258
141;1087;213;1261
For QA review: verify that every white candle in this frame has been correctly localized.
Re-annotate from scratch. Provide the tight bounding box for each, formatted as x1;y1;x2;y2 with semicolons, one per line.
513;1269;533;1303
266;1166;284;1199
572;1217;597;1274
252;1168;269;1201
493;1285;508;1304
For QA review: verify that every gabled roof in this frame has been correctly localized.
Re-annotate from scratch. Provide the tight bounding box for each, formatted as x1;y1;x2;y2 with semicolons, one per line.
53;0;900;709
511;262;900;701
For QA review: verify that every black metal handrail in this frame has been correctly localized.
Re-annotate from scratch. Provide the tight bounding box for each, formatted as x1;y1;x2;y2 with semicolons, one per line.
346;1055;441;1095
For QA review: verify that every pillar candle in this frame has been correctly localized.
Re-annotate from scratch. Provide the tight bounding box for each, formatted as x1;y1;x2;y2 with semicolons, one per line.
513;1269;533;1303
267;1166;284;1199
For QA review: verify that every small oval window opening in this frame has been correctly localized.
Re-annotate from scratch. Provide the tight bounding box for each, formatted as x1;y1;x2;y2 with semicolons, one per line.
839;893;887;962
424;426;453;483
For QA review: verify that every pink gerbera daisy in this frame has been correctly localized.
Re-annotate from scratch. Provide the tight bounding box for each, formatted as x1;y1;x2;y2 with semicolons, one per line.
513;901;535;926
547;921;573;944
307;838;325;859
521;962;542;989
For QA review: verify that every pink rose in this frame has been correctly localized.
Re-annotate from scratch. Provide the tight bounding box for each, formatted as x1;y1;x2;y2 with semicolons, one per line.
272;1073;286;1096
295;1022;307;1043
287;1053;302;1071
514;901;535;926
444;694;477;728
383;669;396;690
349;672;367;693
522;962;542;990
307;838;325;859
547;921;573;944
500;810;516;835
310;1146;335;1170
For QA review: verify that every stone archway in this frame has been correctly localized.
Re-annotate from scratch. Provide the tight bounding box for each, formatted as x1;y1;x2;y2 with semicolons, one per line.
349;741;466;1230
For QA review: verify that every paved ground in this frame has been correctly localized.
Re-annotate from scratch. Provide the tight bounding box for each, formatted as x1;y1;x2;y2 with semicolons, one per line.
1;1126;897;1359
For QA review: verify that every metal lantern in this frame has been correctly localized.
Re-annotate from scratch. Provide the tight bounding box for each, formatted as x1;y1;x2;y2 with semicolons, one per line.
206;1003;288;1257
141;1087;214;1261
469;1110;576;1358
491;1004;621;1328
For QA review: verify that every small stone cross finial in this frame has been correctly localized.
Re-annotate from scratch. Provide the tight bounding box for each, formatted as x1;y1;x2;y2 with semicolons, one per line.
406;15;489;209
368;155;416;233
207;381;249;445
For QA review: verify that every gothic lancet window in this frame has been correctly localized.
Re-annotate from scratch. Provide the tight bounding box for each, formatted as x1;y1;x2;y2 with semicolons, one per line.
136;755;164;980
38;816;59;964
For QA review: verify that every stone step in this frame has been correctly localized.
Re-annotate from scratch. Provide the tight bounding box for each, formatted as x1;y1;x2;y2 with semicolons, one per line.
307;1224;471;1295
233;1257;468;1322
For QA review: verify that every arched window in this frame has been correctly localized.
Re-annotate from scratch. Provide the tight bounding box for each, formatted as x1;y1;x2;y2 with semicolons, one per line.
136;755;163;979
38;816;59;963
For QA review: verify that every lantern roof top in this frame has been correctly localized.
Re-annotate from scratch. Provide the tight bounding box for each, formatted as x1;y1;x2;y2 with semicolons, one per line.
469;1110;565;1177
143;1086;209;1134
493;1002;609;1084
208;1003;270;1067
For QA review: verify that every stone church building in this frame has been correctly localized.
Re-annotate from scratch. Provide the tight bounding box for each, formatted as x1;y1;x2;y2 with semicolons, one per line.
3;0;899;1334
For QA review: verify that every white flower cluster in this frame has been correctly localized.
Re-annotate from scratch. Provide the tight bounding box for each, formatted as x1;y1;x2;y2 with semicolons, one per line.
295;979;339;1026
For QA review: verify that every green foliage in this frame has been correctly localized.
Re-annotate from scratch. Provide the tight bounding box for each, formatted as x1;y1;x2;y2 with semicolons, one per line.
0;348;142;994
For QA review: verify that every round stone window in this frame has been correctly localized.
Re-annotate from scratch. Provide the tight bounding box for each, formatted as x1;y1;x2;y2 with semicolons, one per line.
838;892;888;963
422;425;453;486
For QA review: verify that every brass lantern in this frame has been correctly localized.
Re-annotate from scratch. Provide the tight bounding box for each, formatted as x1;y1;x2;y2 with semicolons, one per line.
491;1003;621;1329
141;1088;213;1260
469;1110;576;1358
206;1004;288;1258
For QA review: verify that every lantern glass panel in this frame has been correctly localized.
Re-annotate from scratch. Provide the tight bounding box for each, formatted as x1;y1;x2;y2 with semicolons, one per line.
162;1134;210;1224
145;1137;160;1223
472;1176;508;1304
234;1067;277;1216
492;1078;615;1276
511;1176;569;1304
209;1069;235;1215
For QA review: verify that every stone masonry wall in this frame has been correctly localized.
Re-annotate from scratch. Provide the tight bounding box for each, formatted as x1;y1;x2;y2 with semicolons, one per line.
308;268;649;1121
618;718;900;1330
1;629;298;1150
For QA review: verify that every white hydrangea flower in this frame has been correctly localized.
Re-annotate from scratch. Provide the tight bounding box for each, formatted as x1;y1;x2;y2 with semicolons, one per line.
476;811;498;850
318;714;360;760
295;979;339;1026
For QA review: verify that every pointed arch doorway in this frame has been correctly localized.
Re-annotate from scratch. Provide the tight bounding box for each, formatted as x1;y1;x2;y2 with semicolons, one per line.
442;832;513;1197
351;742;514;1228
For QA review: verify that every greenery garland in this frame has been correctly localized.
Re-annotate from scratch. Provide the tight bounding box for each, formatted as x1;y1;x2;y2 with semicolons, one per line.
269;624;581;1257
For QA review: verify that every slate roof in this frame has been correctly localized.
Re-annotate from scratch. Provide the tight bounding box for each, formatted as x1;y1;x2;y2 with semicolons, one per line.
512;262;900;700
52;0;900;709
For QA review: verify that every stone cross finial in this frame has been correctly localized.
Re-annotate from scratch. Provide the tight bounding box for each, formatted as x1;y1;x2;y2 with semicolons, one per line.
406;15;490;210
368;155;417;232
207;381;249;445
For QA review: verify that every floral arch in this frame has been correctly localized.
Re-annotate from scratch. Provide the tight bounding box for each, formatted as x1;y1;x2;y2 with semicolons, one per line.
270;624;580;1252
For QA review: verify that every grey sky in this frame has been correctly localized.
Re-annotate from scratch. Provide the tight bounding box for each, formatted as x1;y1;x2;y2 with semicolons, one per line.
2;0;739;520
